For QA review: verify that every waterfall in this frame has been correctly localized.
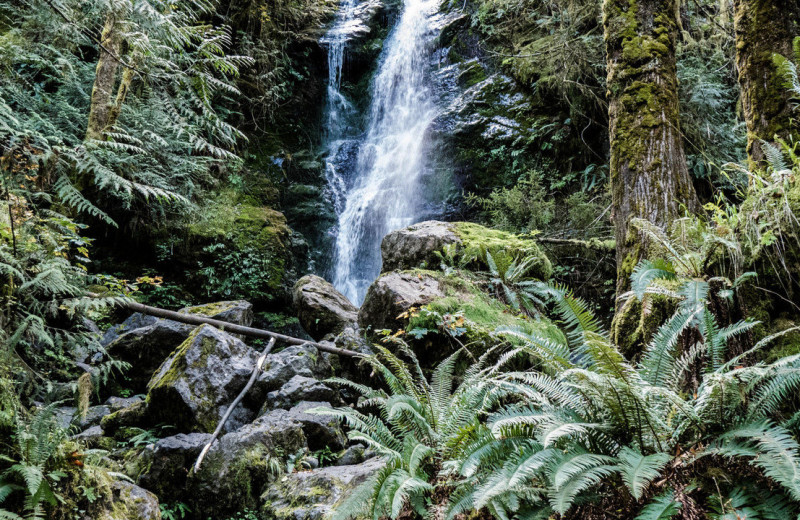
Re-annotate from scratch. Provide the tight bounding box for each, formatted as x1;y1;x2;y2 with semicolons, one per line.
322;0;440;304
321;0;359;216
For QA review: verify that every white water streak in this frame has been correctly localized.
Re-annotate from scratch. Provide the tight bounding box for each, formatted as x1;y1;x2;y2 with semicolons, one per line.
326;0;439;303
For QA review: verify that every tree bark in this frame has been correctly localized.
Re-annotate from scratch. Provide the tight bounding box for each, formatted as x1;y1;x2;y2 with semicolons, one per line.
603;0;698;300
734;0;800;168
86;13;123;141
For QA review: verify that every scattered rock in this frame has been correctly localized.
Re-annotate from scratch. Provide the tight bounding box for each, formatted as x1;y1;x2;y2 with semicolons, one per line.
189;410;307;517
321;324;374;389
105;395;144;411
381;220;461;271
145;324;259;433
73;405;111;429
285;401;346;451
265;376;337;411
53;407;77;430
254;343;333;397
101;400;147;436
336;444;366;466
293;275;359;341
261;458;385;520
72;425;113;450
138;433;212;501
358;271;445;331
179;300;254;327
98;481;162;520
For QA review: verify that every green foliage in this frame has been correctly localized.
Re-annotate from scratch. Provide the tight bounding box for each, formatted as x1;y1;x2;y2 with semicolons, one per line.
160;501;191;520
0;403;67;518
677;40;746;182
465;170;554;234
310;339;515;520
485;250;547;317
774;37;800;106
196;243;279;302
445;268;800;518
0;0;248;227
634;490;681;520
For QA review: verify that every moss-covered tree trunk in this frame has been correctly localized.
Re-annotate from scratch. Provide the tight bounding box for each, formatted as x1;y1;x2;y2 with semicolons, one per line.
603;0;698;297
733;0;800;168
85;13;123;141
603;0;698;351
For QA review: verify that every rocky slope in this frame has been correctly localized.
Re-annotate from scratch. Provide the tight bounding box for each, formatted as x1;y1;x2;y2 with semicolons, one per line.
62;220;560;519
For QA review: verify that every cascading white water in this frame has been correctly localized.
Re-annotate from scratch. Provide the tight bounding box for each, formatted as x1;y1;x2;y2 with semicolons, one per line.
320;0;359;215
324;0;440;304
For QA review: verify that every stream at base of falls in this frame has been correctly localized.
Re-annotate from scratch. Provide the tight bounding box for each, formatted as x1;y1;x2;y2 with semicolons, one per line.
321;0;443;305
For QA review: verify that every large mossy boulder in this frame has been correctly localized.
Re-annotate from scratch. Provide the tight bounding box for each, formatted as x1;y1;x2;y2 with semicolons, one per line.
359;267;565;365
97;481;162;520
185;191;295;303
101;301;254;392
261;458;385;520
358;271;446;331
380;220;552;280
381;220;462;271
293;275;358;340
144;324;259;433
188;410;307;518
179;300;254;327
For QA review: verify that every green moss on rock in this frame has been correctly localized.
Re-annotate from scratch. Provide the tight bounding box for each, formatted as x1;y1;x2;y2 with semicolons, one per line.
452;222;553;280
406;269;565;350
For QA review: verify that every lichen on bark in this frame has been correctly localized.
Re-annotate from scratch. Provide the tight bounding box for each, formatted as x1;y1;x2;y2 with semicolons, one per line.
603;0;698;306
733;0;800;168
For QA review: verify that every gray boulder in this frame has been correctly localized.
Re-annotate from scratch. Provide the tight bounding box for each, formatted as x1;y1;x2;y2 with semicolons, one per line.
53;407;77;430
255;343;333;395
97;481;161;520
285;401;346;451
72;425;112;450
293;275;358;341
179;300;254;327
105;395;144;411
261;458;385;520
145;324;259;433
264;376;337;411
104;318;196;392
100;400;147;437
336;444;367;466
358;271;445;331
100;313;160;347
188;410;307;518
381;220;461;272
138;433;212;500
73;405;111;429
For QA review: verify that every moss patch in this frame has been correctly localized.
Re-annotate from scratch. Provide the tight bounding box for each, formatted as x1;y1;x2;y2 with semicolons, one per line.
406;270;565;350
452;222;553;280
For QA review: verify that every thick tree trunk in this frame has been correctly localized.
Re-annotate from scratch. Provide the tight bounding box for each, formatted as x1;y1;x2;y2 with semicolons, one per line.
734;0;800;168
603;0;698;299
86;13;123;141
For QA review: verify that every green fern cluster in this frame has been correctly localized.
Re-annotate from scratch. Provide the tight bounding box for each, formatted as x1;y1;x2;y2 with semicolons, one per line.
0;0;249;227
310;338;519;520
323;258;800;519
